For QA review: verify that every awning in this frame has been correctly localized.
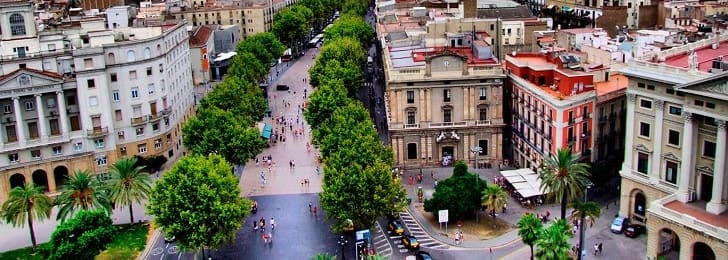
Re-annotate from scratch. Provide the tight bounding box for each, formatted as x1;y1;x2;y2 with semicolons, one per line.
499;168;547;198
258;123;273;139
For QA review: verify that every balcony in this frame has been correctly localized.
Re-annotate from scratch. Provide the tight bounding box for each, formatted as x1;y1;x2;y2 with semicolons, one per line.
131;116;147;126
404;123;419;129
567;136;576;144
568;117;575;124
649;194;728;243
148;113;163;122
476;120;492;126
161;107;173;116
429;121;467;128
87;127;109;137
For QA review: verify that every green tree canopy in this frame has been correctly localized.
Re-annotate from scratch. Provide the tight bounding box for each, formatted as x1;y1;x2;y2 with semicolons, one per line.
424;163;486;221
107;157;152;224
325;14;374;47
227;52;268;83
182;106;266;166
481;184;507;219
304;79;351;130
55;169;112;222
313;102;376;158
535;219;572;260
147;154;250;254
202;76;267;122
0;183;53;252
568;200;602;228
538;147;591;219
272;6;312;53
245;32;287;60
342;0;368;16
46;210;116;260
517;213;543;260
309;37;366;88
299;0;325;29
316;59;364;96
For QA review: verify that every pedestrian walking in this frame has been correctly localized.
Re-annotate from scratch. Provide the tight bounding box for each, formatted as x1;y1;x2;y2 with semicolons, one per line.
309;201;312;212
598;242;603;255
454;232;459;245
593;243;599;255
271;218;276;231
313;206;318;216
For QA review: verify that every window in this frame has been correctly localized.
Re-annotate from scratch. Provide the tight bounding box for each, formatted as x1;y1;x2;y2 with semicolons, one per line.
479;108;488;120
637;152;649;174
96;155;107;166
110;73;117;82
668;129;680;146
479;87;487;100
30;150;41;159
120;147;127;156
8;153;19;162
695;100;704;106
646;85;655;90
9;13;26;36
665;161;678;184
705;117;717;126
94;138;105;148
74;142;83;152
143;47;152;59
131;87;139;98
138;144;148;154
703;141;716;158
152;123;159;132
407;143;417;160
4;104;12;114
115;109;123;121
706;102;716;109
479;140;489;155
129;70;137;80
637;83;645;88
155;139;162;149
443;89;451;102
668;106;682;116
67;95;76;105
52;146;62;155
407;111;415;125
443;108;452;122
640;99;652;109
136;127;144;136
127;50;136;62
46;98;55;108
666;88;675;94
639;122;650;138
89;96;98;107
406;91;415;103
48;44;56;52
84;58;93;69
112;90;120;102
148;84;155;95
25;101;34;111
146;67;153;76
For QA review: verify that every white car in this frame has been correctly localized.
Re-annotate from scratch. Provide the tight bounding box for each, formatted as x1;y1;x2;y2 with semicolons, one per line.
610;216;629;233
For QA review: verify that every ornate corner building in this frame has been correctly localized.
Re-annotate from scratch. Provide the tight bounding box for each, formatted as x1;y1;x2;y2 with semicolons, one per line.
0;1;195;203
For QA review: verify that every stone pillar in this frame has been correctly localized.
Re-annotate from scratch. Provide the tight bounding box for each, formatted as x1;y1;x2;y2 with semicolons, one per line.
35;94;48;139
649;99;664;184
12;97;27;144
621;93;637;174
463;88;470;120
425;89;432;121
707;120;727;214
677;112;695;203
419;89;426;121
57;91;69;135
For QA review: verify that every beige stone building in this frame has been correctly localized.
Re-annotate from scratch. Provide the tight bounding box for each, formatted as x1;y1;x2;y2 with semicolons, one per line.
619;35;728;259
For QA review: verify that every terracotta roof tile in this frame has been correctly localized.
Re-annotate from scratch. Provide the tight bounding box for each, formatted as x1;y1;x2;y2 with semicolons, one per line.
0;68;63;82
189;25;214;48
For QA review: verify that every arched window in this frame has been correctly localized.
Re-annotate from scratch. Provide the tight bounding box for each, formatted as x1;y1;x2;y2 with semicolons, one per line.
10;13;26;36
107;53;116;64
143;47;151;59
127;50;136;62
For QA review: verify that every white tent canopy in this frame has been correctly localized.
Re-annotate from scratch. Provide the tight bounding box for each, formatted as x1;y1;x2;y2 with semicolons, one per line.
499;168;546;198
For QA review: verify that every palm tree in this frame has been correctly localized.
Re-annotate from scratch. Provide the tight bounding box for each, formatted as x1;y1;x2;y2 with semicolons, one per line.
107;157;152;224
535;219;572;260
481;184;507;219
517;213;543;260
0;183;53;252
55;169;112;221
538;147;591;220
568;200;602;229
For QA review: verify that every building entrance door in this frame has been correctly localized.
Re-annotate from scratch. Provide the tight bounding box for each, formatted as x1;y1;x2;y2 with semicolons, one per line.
700;173;713;201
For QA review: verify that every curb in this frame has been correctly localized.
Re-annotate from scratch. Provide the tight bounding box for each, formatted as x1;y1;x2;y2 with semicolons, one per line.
137;229;161;260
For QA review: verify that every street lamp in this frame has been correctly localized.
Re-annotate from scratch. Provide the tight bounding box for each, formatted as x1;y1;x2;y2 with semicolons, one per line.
578;181;594;260
471;146;483;223
337;235;348;260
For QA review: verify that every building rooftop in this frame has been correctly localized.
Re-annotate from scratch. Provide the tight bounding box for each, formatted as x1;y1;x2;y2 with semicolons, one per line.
0;67;63;82
389;45;498;69
665;201;728;230
189;25;214;47
594;74;628;97
663;41;728;72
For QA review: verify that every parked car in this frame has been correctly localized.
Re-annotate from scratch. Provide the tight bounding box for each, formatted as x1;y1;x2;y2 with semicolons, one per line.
276;84;289;91
401;234;420;250
388;220;405;235
624;224;646;238
414;251;433;260
610;216;629;233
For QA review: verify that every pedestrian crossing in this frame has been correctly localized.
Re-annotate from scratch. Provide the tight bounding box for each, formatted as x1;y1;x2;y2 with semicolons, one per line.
373;222;393;258
399;211;450;250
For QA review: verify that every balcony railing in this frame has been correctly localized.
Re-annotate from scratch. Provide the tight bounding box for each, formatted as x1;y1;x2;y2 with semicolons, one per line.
404;123;419;129
429;121;467;128
131;116;147;126
87;127;109;137
476;120;492;126
649;194;728;242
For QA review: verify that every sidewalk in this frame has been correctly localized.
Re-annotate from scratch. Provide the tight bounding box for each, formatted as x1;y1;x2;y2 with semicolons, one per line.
399;166;620;249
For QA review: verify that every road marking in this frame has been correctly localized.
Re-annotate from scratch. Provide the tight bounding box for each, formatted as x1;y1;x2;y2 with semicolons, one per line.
168;246;179;254
151;248;164;256
399;249;409;253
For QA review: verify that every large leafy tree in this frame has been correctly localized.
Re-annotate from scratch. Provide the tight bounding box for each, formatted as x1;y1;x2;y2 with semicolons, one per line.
227;52;268;83
314;102;378;157
55;169;112;222
236;39;276;67
324;14;374;47
46;209;116;260
342;0;368;16
517;213;543;260
317;60;364;96
182;106;266;166
568;200;602;229
538;148;591;219
272;6;311;54
202;76;267;122
304;79;350;130
481;184;507;219
107;157;152;224
244;32;286;62
299;0;325;29
535;219;572;260
309;37;366;88
0;183;53;252
147;154;250;257
424;161;486;221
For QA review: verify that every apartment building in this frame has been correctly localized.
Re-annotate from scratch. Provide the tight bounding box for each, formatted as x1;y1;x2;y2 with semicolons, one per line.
504;50;627;170
619;35;728;259
189;25;215;86
0;0;195;203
